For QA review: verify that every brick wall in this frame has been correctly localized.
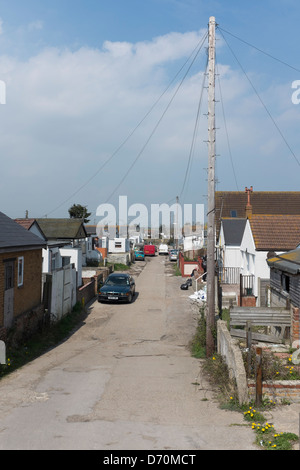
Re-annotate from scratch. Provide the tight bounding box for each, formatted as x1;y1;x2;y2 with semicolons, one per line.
248;381;300;403
238;295;256;307
0;248;43;328
77;278;96;306
8;303;47;347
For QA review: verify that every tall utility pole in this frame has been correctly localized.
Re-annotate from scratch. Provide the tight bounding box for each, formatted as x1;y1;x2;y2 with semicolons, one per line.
206;16;216;357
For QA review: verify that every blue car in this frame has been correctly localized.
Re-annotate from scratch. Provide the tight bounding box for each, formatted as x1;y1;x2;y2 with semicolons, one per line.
98;273;136;303
134;244;145;260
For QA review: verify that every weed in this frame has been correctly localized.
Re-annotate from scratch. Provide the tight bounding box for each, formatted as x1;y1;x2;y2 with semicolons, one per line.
112;263;131;271
251;421;298;450
192;313;299;450
189;307;206;358
242;348;300;381
0;302;86;379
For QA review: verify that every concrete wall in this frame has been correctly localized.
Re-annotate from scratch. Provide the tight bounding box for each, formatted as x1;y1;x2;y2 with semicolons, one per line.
107;252;132;265
48;264;77;322
42;246;83;287
59;247;82;287
217;320;249;404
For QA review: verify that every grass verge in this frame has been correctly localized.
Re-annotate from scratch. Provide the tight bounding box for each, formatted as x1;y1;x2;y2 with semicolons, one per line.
0;302;86;379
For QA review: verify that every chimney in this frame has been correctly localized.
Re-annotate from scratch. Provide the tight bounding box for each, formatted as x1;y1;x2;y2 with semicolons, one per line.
245;186;253;219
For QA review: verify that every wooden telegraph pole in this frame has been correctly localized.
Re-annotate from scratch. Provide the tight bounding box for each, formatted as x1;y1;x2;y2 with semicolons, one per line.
206;16;216;357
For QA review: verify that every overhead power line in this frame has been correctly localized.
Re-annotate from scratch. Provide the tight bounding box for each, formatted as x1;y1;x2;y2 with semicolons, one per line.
104;32;208;204
216;59;239;191
43;31;208;217
219;28;300;168
217;26;300;74
180;55;208;200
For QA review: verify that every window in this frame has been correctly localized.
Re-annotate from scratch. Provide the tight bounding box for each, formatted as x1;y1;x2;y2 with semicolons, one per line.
230;210;237;217
62;256;71;267
18;256;24;287
281;274;290;293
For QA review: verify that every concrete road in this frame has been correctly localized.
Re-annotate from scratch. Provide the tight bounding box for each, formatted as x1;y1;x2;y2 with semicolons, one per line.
0;255;260;450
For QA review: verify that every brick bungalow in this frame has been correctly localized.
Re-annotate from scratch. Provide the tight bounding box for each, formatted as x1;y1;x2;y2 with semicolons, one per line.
215;189;300;240
0;211;46;344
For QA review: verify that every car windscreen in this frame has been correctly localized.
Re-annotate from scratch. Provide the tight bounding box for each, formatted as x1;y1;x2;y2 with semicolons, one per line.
105;276;129;286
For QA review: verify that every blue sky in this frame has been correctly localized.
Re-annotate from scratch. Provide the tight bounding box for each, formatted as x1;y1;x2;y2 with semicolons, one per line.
0;0;299;221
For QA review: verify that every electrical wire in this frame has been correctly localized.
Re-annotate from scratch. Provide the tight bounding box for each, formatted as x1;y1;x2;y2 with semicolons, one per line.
219;28;300;168
217;26;300;74
43;31;208;217
104;32;208;204
179;55;208;201
216;59;239;191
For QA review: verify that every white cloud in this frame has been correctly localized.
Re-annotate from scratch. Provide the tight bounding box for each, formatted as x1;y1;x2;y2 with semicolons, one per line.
0;30;299;218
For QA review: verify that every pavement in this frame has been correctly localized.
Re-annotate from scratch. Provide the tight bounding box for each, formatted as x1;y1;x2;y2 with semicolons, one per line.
0;255;298;450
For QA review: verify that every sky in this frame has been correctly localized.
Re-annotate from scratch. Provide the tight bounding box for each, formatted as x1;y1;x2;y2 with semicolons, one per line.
0;0;300;223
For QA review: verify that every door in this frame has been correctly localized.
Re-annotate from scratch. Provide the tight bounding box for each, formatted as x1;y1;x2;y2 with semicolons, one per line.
4;260;14;329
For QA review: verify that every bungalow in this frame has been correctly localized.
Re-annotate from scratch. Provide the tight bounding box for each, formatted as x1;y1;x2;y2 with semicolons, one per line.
215;189;300;239
267;248;300;345
267;248;300;308
0;211;46;342
216;188;300;306
16;218;91;286
218;214;300;305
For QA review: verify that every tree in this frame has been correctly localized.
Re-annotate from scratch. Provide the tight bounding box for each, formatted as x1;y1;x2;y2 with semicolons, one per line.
68;204;91;223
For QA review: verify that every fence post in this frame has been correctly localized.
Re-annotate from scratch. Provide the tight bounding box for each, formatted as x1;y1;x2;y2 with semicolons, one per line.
255;347;262;406
246;321;252;376
0;341;6;364
239;273;243;306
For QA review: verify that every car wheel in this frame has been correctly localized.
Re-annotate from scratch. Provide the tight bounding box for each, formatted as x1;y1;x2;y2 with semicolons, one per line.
127;293;133;303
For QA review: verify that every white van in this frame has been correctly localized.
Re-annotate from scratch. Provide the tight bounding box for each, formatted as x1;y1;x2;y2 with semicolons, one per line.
158;244;169;255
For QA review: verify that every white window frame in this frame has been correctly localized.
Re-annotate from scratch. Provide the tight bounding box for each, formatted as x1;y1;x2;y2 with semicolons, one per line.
18;256;24;287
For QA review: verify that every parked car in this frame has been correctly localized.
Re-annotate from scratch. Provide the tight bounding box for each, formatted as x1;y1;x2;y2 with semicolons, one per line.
169;249;179;261
134;244;145;260
158;243;169;255
98;273;135;303
144;244;155;256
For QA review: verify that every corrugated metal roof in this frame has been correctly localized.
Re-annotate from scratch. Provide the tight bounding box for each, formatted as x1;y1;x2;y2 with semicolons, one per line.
0;212;46;251
267;248;300;274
